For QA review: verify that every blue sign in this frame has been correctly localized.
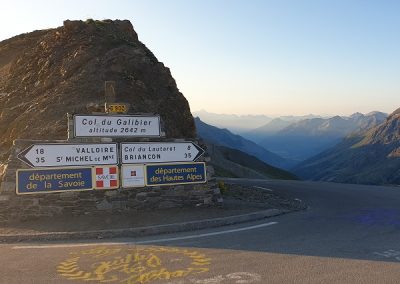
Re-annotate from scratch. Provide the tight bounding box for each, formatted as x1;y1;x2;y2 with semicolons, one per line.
145;162;206;186
16;167;93;194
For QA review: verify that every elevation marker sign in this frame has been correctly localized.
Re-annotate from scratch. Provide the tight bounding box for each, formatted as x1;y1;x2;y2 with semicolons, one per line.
121;142;205;164
74;115;161;137
18;143;118;167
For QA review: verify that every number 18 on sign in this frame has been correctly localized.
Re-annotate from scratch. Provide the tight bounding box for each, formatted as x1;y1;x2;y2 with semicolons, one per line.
18;143;118;167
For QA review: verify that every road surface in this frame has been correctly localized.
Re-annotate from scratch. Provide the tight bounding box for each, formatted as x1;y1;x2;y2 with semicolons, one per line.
2;179;400;283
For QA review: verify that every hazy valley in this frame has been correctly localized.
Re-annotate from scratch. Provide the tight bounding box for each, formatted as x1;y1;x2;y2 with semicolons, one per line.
195;109;399;185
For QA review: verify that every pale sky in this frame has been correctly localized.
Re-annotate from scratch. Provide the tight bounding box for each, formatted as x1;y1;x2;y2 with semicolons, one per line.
1;0;399;116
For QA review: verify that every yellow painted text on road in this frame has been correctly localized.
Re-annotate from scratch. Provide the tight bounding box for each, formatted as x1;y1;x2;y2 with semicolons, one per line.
57;246;211;283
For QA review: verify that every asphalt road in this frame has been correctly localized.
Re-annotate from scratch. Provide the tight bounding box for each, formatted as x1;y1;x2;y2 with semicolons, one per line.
2;179;400;283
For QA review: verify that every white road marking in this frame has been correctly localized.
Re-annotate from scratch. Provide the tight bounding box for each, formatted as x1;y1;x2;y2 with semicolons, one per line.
12;221;277;250
253;186;273;192
189;272;262;284
373;249;400;261
13;242;123;250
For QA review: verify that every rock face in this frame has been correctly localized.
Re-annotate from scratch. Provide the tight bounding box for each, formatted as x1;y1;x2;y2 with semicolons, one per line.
293;108;400;185
0;20;218;222
0;19;195;161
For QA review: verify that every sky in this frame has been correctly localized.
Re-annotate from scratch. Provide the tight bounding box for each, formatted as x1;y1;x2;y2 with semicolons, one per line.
1;0;399;116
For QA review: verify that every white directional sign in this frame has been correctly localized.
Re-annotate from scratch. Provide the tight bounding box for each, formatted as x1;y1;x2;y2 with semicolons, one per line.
121;142;205;164
73;115;161;137
18;143;118;167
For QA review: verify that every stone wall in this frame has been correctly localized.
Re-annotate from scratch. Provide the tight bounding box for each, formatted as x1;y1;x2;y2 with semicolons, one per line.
0;139;222;223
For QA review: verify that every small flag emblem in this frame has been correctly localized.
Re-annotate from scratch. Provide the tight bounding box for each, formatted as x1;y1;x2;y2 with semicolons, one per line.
94;166;119;189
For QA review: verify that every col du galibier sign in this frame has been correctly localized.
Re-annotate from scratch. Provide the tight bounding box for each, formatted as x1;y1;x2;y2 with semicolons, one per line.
73;115;161;137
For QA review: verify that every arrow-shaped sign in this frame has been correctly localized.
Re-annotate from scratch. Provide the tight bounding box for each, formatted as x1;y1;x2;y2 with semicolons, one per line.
18;143;118;167
121;142;205;164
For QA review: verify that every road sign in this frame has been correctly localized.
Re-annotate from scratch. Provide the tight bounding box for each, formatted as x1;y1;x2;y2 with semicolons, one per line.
106;103;129;114
145;162;206;187
121;142;205;164
74;115;161;137
18;143;118;167
16;167;93;195
121;164;145;188
94;166;119;189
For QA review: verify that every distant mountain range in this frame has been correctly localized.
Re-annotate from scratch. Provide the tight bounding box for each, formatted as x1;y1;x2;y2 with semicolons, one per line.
195;110;388;164
245;112;388;162
293;108;400;185
194;117;296;169
245;118;294;142
193;110;272;133
193;109;322;134
194;109;398;185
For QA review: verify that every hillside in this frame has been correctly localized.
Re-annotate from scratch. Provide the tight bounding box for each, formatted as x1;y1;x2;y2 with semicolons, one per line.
207;144;298;180
0;19;195;162
194;117;296;169
245;118;293;142
293;108;400;185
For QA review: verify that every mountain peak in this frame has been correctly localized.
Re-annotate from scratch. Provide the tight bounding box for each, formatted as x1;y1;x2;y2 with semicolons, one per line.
366;111;386;116
0;19;195;160
389;107;400;117
350;112;364;118
63;19;138;41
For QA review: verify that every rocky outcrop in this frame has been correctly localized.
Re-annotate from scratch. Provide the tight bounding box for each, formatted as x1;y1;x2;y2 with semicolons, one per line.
358;108;400;145
0;19;195;162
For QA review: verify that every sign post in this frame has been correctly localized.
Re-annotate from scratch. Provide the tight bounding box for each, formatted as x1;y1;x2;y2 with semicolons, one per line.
13;80;209;198
104;81;116;104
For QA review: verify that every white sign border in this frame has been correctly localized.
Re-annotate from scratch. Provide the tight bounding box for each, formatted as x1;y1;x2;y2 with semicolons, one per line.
15;166;94;195
144;162;207;187
73;114;162;138
121;164;146;189
119;141;205;164
92;165;120;190
17;143;119;168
